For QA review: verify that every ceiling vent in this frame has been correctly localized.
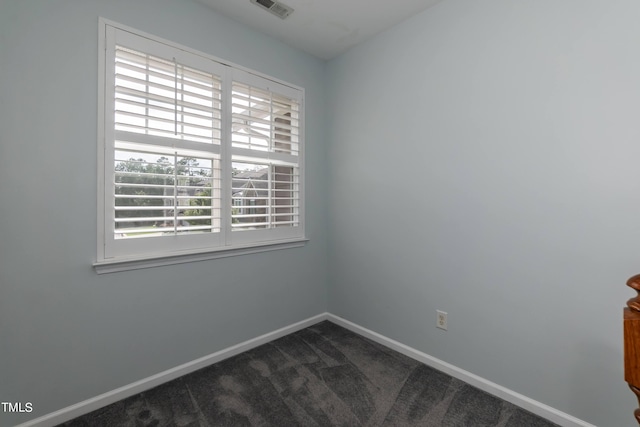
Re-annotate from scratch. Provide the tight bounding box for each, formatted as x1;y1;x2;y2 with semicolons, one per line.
250;0;294;19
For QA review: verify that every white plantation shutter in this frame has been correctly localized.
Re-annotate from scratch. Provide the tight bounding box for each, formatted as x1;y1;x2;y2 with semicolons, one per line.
230;78;301;243
99;22;304;263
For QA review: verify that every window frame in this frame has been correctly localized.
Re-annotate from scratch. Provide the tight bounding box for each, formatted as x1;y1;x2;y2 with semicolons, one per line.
95;19;306;273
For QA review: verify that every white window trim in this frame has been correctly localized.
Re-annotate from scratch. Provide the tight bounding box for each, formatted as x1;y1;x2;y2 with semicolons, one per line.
95;18;306;273
93;239;309;274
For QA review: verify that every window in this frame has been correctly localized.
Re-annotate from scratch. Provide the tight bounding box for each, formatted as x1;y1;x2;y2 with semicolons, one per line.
96;21;304;269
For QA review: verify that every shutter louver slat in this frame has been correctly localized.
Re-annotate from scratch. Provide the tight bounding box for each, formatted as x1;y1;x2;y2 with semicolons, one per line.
116;97;221;122
115;74;221;107
115;61;220;94
115;109;219;133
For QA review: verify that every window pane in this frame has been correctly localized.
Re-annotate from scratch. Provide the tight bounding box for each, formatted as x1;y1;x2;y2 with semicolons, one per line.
231;162;299;230
232;162;269;229
114;149;220;238
175;156;220;235
114;150;177;239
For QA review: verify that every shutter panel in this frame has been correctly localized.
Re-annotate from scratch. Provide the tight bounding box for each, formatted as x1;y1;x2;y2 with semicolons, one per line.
230;81;301;234
112;45;223;241
231;82;299;155
115;46;222;145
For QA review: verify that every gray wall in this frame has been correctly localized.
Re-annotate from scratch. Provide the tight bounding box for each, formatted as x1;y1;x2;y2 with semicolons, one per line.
326;0;640;426
0;1;327;425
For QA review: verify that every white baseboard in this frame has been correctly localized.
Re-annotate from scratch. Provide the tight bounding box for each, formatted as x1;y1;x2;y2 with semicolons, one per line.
326;313;596;427
17;312;593;427
15;313;329;427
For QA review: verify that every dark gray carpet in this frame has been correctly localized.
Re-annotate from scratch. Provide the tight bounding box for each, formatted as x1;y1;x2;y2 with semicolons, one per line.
59;321;558;426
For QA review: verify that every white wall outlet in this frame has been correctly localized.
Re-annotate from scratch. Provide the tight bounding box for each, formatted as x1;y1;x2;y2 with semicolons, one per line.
437;310;448;330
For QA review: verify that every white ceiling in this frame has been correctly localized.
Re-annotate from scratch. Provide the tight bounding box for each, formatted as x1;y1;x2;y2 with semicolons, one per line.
195;0;444;60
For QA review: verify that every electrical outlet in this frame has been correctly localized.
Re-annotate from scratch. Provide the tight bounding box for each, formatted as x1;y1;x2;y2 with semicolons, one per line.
437;310;448;330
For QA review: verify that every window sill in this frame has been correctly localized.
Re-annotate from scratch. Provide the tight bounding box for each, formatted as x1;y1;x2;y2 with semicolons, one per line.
93;238;309;274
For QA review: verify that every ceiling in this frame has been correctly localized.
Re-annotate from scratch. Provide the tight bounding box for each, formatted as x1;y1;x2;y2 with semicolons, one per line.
195;0;444;60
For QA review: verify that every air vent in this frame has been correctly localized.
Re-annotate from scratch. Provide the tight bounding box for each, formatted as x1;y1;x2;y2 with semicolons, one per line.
256;0;275;8
250;0;294;19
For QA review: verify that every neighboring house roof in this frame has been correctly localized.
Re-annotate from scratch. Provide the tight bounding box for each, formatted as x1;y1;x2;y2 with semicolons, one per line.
232;167;268;196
